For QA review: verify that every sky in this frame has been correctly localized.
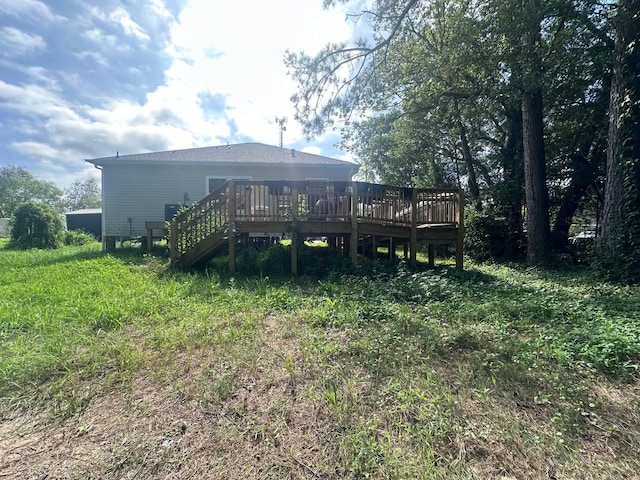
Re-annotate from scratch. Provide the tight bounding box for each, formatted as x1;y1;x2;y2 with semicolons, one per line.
0;0;363;189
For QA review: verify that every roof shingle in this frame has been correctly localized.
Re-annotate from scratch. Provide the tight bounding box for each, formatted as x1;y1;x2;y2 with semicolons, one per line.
86;142;357;169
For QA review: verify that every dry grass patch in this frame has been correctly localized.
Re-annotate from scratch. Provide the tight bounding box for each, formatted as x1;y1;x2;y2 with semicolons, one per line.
0;313;343;479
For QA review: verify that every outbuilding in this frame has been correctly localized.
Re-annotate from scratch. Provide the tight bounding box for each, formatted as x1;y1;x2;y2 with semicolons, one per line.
65;209;102;239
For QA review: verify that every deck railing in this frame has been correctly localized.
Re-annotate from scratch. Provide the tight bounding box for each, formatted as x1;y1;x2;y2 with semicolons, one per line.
170;181;230;264
170;180;463;266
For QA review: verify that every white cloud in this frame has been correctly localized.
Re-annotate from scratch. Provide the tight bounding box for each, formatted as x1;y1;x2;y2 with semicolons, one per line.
0;0;66;23
74;50;108;66
162;0;353;146
12;141;61;159
0;0;359;188
149;0;172;18
301;146;322;156
0;80;69;118
87;6;150;43
110;7;150;42
0;27;46;57
83;29;122;49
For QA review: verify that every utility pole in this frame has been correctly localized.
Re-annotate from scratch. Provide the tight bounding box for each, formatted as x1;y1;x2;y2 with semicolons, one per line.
275;116;287;148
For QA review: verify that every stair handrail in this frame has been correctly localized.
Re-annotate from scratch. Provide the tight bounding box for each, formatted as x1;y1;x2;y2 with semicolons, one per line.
170;181;231;265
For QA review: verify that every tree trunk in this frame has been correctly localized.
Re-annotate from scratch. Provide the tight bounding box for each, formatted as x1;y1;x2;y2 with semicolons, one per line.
599;3;628;255
598;0;640;281
501;106;525;260
454;101;481;210
521;0;550;266
522;87;551;266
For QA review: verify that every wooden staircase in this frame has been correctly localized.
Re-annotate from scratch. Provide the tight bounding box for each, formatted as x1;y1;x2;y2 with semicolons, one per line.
169;182;232;268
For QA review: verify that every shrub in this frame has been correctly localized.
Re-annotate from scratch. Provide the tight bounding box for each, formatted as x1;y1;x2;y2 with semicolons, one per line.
464;209;509;262
463;205;527;263
64;229;96;246
10;202;63;249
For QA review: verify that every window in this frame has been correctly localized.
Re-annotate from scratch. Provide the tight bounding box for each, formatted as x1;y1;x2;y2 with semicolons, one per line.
205;176;252;195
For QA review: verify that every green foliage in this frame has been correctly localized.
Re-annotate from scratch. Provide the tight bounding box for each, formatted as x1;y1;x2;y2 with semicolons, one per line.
0;166;64;217
64;229;97;246
289;0;616;264
63;178;101;211
464;208;514;262
10;202;64;249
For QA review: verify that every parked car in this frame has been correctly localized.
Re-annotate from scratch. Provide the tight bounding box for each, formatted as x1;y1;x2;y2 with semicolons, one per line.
570;230;596;244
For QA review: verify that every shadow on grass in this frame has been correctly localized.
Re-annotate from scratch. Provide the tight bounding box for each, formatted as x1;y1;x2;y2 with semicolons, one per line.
0;242;171;268
192;242;500;285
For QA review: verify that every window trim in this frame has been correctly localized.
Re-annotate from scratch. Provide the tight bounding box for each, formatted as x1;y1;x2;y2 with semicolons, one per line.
205;175;252;195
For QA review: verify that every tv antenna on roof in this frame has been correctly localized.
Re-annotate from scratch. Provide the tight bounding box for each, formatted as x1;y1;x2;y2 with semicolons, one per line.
275;116;287;148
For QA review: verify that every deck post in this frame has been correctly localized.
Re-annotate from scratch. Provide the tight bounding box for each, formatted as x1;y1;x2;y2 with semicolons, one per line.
170;220;177;265
456;189;464;270
372;235;378;260
410;188;418;267
228;181;236;273
147;226;153;252
291;186;298;275
350;182;358;265
428;244;435;267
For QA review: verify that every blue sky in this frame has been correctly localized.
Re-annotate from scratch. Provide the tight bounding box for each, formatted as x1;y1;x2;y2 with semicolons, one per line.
0;0;361;188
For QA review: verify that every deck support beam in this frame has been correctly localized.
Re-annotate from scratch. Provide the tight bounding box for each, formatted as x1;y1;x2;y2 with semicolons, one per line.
456;190;464;270
350;183;358;265
228;181;236;273
291;187;299;275
410;189;418;267
291;235;298;275
169;222;177;265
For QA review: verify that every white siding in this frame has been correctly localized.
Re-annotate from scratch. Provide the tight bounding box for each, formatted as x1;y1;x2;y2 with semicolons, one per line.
0;218;10;237
101;163;353;237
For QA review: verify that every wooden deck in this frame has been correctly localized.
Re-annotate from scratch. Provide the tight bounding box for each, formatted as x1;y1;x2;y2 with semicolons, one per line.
169;180;464;273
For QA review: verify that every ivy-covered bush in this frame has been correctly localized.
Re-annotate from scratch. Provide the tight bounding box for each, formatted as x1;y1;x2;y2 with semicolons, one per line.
10;202;63;249
464;209;509;262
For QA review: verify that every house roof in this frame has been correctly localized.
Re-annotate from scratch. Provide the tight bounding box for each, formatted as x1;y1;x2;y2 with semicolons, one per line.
66;209;102;215
86;142;358;171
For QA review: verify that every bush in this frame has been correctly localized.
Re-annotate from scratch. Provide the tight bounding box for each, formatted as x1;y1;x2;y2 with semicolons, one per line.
464;207;527;263
464;209;508;262
10;202;63;249
64;229;96;246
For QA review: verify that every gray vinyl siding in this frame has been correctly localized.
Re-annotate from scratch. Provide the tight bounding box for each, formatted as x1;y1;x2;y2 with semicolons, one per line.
101;162;353;237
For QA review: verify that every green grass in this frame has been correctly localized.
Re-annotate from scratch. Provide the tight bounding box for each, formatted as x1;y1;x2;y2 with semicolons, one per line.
1;239;639;478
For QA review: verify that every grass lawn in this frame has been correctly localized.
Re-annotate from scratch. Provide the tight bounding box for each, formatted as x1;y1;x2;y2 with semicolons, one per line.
1;239;639;479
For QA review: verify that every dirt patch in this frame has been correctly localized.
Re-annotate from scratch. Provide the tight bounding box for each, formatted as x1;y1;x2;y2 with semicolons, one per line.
0;315;341;479
2;315;640;479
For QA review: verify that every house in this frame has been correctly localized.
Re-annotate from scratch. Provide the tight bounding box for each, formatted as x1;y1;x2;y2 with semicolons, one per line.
86;142;358;250
65;209;102;239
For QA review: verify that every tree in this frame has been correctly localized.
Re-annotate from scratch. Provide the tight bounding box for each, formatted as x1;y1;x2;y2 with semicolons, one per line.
64;178;101;212
286;0;616;264
597;0;640;283
10;202;64;249
517;0;551;265
0;166;64;217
